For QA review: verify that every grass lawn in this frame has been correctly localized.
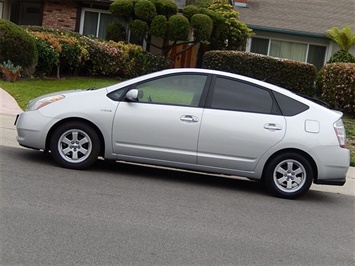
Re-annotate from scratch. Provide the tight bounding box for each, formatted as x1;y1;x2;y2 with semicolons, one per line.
1;77;354;166
0;77;118;110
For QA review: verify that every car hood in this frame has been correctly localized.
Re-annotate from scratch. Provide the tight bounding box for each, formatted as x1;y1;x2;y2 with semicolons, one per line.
26;88;104;111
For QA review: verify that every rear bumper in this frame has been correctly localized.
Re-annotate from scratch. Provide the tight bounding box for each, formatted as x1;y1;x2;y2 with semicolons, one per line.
314;178;346;186
310;145;350;186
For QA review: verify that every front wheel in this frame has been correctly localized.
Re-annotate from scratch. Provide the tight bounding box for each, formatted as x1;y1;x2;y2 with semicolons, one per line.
50;121;100;169
264;153;313;199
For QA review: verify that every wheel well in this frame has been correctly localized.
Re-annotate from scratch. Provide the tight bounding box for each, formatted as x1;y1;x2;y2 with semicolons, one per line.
45;118;105;156
261;149;318;182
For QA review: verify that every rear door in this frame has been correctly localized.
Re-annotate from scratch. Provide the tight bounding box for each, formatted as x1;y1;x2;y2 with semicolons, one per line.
197;76;286;172
112;74;209;164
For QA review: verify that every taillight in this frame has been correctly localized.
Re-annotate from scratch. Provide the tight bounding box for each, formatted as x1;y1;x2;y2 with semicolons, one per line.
333;119;346;148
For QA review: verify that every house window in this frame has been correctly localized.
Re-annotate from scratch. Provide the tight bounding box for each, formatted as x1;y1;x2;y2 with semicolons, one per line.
79;7;144;47
80;8;117;39
250;37;326;69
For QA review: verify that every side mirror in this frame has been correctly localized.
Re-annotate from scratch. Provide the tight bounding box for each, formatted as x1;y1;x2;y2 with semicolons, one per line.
125;89;139;101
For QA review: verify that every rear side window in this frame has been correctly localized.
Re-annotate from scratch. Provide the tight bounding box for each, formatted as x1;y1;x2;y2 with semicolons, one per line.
210;77;278;114
273;91;309;116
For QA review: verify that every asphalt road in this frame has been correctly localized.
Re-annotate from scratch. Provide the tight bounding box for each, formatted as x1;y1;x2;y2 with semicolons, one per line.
1;145;354;265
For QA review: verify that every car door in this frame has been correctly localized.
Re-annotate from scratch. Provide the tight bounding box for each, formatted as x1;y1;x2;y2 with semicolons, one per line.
197;76;286;172
112;74;209;165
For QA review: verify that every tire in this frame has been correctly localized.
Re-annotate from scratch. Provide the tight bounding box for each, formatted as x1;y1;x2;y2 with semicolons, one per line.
50;121;100;170
264;153;313;199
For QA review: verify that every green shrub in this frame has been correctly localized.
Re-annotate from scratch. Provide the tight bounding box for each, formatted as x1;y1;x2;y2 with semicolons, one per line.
0;19;38;76
134;0;157;21
28;29;88;77
25;26;170;79
190;14;212;41
82;38;122;77
129;19;149;35
127;50;172;78
168;15;190;41
107;40;171;78
150;15;168;37
106;23;126;42
183;5;200;21
160;0;178;18
110;0;134;21
33;38;59;76
203;50;317;96
317;63;355;115
328;50;355;63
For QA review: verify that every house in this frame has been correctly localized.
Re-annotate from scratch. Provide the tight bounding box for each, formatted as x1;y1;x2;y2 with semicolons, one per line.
1;0;354;69
1;0;117;39
234;0;355;69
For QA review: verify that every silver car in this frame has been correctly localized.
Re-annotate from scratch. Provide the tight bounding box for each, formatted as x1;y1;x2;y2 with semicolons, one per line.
15;68;350;199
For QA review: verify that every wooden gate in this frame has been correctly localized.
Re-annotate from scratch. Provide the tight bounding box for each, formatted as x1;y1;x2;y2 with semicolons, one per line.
168;44;199;68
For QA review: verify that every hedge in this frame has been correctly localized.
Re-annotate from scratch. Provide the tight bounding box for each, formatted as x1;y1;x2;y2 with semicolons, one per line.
317;63;355;115
203;50;317;96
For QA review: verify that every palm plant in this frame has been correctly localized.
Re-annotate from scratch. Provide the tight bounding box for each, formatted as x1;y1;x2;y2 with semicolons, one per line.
325;25;355;51
325;26;355;63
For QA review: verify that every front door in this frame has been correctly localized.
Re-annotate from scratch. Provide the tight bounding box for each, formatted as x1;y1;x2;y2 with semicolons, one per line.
112;74;208;165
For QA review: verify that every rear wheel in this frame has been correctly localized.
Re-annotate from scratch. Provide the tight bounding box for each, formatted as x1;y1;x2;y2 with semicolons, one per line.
264;153;313;199
50;121;100;169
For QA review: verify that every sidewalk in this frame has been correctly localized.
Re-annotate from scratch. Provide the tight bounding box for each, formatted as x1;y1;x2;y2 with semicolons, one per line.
0;87;354;196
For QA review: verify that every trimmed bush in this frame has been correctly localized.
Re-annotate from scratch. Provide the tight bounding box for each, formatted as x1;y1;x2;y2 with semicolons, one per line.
190;14;212;41
203;50;317;96
110;0;134;21
0;19;38;76
160;0;178;18
168;15;190;41
317;63;355;115
134;0;157;21
107;41;171;78
106;23;126;42
328;50;355;63
150;15;168;37
129;19;149;35
33;37;59;76
81;38;122;77
183;5;199;21
26;26;170;78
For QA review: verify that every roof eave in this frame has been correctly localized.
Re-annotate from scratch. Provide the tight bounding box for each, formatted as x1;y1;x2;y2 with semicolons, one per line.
249;25;328;40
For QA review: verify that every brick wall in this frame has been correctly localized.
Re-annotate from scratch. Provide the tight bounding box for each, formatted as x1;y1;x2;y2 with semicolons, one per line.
42;1;78;31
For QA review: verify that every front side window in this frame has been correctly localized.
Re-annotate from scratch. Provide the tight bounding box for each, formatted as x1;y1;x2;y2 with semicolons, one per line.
135;75;208;106
210;77;277;114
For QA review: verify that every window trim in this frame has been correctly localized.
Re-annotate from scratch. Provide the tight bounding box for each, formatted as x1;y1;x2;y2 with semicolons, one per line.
79;7;113;38
0;2;3;19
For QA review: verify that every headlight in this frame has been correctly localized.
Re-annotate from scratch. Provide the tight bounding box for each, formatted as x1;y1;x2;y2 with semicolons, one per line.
27;95;65;111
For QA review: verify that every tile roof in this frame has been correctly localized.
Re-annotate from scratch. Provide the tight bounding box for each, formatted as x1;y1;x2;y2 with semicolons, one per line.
236;0;355;36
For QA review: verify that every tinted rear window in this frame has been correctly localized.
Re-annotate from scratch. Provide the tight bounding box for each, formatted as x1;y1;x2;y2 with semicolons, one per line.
273;91;309;116
210;77;277;114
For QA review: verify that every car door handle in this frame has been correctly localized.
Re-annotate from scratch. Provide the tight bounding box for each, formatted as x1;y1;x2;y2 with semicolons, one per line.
264;123;282;130
180;115;199;123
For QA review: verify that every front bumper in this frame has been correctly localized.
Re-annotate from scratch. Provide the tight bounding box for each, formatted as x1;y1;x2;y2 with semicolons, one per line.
15;111;58;150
